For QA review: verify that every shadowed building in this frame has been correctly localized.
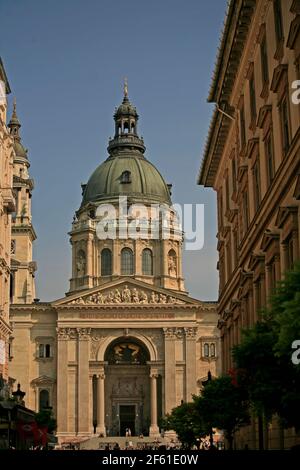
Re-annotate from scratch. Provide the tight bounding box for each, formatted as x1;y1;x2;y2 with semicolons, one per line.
198;0;300;449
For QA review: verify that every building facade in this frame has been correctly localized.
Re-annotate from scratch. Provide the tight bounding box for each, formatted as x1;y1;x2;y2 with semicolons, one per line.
9;87;220;442
0;59;14;381
199;0;300;448
9;101;37;305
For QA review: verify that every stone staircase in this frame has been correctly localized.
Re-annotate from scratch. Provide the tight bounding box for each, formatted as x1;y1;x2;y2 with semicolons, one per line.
80;435;167;450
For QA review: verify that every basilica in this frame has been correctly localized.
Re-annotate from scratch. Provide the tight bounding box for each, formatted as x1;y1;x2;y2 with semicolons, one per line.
8;85;219;442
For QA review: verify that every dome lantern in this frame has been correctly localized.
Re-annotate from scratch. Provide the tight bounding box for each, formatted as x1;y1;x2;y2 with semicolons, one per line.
80;84;171;208
108;79;145;155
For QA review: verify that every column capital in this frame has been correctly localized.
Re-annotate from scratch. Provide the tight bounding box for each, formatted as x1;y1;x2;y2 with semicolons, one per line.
149;371;159;379
56;327;77;340
184;327;197;339
77;327;91;340
163;327;184;339
96;373;105;380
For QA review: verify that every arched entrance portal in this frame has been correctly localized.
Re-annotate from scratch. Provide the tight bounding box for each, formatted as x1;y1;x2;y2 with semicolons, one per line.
104;337;151;437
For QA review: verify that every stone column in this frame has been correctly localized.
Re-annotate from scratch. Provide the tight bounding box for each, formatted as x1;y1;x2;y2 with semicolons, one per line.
184;327;197;401
163;328;176;413
77;328;91;436
96;370;106;436
149;371;160;437
86;235;93;287
89;375;94;434
56;328;69;438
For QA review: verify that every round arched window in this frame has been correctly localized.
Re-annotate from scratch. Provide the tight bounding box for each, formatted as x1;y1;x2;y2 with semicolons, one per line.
101;248;112;276
142;249;153;276
121;248;134;275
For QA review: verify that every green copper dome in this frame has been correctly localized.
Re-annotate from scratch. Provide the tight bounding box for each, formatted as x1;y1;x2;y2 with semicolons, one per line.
82;153;171;205
81;85;171;207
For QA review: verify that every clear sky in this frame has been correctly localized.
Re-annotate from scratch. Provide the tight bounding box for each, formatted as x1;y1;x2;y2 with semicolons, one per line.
0;0;226;301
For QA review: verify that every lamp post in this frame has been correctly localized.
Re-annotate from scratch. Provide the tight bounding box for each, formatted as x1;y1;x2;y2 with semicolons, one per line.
12;383;25;405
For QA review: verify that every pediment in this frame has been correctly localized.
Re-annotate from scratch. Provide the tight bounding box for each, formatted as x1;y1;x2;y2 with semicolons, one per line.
53;277;201;307
30;375;56;387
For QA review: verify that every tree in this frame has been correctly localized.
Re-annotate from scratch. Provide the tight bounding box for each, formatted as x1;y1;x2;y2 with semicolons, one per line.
233;262;300;444
267;262;300;358
194;375;250;450
35;409;56;434
162;402;205;449
232;322;283;449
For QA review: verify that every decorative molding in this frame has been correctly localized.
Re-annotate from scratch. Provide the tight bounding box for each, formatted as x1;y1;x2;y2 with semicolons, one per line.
77;327;91;340
184;327;198;339
56;327;77;340
163;327;185;339
68;286;185;306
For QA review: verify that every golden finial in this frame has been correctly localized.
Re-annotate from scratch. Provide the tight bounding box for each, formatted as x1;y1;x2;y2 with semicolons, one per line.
124;77;128;98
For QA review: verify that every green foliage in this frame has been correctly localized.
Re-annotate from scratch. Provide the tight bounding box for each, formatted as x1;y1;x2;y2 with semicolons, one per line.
232;322;282;419
233;262;300;430
194;375;250;448
268;263;300;358
35;409;56;433
162;402;205;449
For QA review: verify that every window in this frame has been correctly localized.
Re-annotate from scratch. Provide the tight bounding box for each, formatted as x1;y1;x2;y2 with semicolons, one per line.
121;248;134;275
270;261;277;291
265;131;275;185
203;342;216;358
226;242;232;280
101;248;112;276
233;230;239;268
286;235;294;270
256;278;262;311
273;0;283;44
39;344;51;359
120;170;131;184
242;191;249;233
239;104;246;149
249;73;257;122
225;176;230;211
9;272;14;302
232;157;237;194
261;36;269;84
218;190;224;230
252;160;261;212
279;96;291;155
39;389;50;411
142;248;153;276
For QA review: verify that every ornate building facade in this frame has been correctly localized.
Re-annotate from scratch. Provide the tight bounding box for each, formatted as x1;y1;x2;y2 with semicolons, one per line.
198;0;300;449
0;58;14;381
9;87;220;442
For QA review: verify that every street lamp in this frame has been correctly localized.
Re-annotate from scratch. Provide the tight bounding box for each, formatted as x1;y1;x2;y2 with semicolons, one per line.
12;383;25;405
